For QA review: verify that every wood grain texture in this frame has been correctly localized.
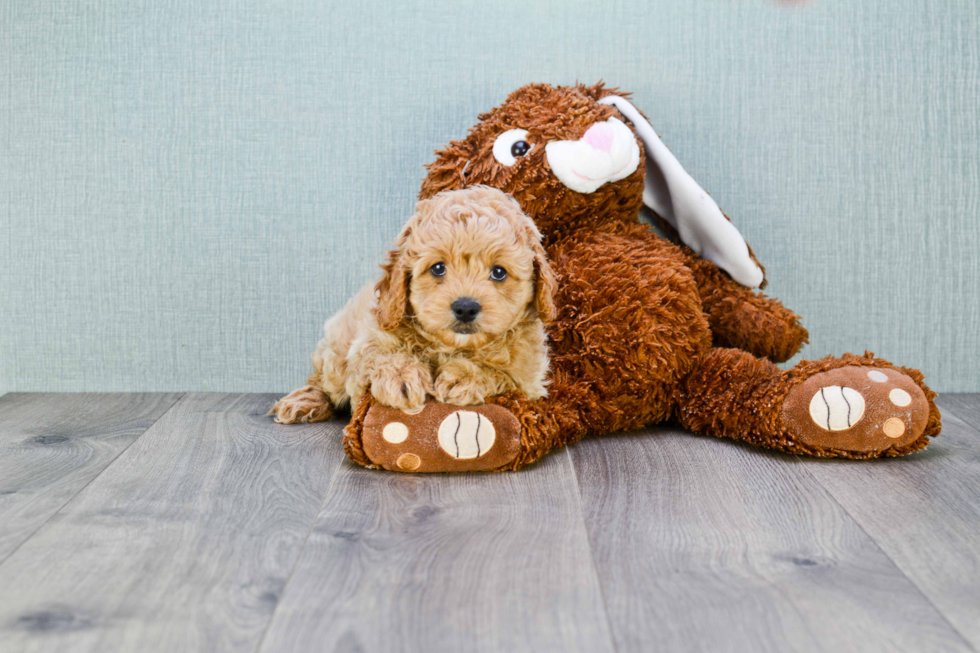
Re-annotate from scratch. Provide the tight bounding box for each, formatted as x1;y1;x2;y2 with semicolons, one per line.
0;393;182;562
0;394;343;653
798;395;980;648
3;393;980;652
258;449;615;653
570;426;973;653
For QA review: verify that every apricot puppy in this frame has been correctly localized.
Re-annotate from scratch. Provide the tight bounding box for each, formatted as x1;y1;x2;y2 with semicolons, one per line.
272;185;556;423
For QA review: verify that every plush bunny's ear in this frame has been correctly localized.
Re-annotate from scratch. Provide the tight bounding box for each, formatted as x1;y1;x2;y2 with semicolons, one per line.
599;95;764;288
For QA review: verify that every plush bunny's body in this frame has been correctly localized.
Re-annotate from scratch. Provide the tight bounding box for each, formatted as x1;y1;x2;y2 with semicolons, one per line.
295;83;939;472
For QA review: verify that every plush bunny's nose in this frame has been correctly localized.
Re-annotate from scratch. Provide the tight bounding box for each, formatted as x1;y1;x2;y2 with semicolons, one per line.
544;117;640;195
582;122;615;152
452;298;481;323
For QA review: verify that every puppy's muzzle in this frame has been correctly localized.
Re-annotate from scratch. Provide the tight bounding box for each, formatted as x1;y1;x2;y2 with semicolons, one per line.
451;298;481;324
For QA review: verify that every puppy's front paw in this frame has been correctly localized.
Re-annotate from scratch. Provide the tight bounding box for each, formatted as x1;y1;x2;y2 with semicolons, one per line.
433;365;498;406
371;363;432;414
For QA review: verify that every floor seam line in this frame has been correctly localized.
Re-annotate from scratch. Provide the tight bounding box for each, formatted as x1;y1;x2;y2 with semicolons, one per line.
565;446;620;653
793;454;977;652
251;430;349;653
0;392;186;568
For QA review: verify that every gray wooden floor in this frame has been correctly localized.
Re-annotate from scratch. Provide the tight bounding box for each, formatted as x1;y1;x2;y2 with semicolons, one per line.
0;393;978;653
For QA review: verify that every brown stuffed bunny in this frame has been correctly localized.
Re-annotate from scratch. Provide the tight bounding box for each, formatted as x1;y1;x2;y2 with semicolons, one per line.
278;82;940;473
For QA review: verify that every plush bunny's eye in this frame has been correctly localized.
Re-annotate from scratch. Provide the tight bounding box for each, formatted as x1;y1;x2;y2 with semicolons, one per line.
492;129;533;166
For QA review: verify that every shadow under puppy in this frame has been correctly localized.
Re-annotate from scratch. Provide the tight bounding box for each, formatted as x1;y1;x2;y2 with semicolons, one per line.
272;185;556;423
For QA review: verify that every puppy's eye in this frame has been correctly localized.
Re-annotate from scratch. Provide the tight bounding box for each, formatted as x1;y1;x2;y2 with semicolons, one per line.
492;129;533;167
430;262;446;278
490;266;508;282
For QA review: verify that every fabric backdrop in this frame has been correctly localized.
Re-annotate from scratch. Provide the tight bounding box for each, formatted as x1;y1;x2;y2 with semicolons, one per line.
2;0;978;394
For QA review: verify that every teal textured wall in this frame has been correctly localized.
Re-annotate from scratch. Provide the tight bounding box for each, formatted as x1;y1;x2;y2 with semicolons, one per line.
2;0;978;394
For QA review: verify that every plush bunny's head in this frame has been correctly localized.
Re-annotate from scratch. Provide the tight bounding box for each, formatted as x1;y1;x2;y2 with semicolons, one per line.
420;82;764;288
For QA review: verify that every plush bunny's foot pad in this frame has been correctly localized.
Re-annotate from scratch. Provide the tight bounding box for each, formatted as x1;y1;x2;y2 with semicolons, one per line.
782;365;929;453
360;401;522;472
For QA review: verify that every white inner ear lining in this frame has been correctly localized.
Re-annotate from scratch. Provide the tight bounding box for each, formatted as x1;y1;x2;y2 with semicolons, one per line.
597;95;764;289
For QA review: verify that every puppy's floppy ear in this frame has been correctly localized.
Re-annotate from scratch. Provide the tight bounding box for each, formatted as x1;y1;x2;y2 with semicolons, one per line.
508;199;558;324
531;238;557;324
598;93;765;289
374;219;416;331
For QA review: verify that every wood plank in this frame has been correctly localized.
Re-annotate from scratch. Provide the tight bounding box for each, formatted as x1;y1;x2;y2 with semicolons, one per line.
0;393;343;653
797;394;980;648
570;426;972;653
0;393;182;562
258;449;616;653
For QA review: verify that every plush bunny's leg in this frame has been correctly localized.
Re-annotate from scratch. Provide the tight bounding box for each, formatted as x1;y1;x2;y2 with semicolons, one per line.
675;348;940;458
343;387;587;472
344;395;524;472
682;250;809;363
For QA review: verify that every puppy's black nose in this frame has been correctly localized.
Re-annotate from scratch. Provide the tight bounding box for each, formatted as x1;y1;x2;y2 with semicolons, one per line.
451;298;481;323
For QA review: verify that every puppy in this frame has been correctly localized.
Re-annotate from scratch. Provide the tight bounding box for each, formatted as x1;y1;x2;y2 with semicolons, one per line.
272;185;556;423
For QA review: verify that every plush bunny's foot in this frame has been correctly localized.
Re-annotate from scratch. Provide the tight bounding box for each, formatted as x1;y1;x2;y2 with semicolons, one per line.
350;400;523;472
782;365;930;454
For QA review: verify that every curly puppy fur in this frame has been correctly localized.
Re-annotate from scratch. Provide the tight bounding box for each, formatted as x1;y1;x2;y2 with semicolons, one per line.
272;186;555;422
